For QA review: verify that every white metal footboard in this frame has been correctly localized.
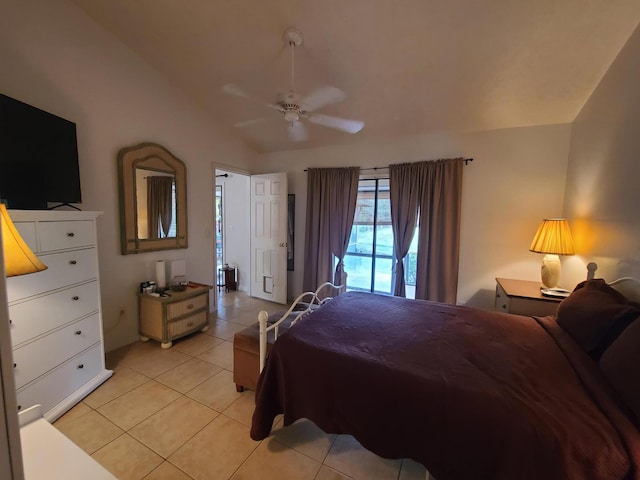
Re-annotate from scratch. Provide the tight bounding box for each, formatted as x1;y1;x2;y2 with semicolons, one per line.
257;281;345;372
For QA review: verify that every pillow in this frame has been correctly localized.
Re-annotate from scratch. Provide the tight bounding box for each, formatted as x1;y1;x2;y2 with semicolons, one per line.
599;318;640;424
556;279;640;359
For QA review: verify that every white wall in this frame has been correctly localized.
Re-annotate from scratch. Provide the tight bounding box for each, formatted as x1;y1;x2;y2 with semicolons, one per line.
216;169;250;292
253;124;572;308
0;0;256;351
563;22;640;286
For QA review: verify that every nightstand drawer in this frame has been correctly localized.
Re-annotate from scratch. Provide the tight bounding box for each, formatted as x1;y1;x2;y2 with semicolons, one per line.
166;293;208;320
168;311;208;338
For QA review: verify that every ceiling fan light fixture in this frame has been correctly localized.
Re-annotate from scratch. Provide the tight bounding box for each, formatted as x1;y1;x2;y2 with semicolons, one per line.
284;110;299;122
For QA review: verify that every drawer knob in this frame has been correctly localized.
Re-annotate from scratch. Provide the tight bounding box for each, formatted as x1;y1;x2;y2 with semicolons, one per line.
13;363;16;368
17;405;21;411
77;364;84;369
72;296;80;301
69;260;77;265
75;330;82;335
9;319;12;325
67;232;75;237
187;304;194;310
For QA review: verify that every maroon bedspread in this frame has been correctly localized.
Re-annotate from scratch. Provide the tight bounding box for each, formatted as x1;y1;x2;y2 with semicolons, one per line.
251;292;640;480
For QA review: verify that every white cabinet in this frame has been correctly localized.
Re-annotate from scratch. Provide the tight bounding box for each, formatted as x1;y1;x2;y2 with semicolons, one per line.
6;210;112;422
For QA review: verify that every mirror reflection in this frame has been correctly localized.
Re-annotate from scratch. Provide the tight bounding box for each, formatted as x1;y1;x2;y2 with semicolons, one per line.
118;143;187;254
135;167;176;239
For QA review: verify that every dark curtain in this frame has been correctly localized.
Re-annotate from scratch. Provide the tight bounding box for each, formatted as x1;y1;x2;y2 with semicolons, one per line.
414;158;464;303
389;163;421;297
147;176;173;238
303;167;360;292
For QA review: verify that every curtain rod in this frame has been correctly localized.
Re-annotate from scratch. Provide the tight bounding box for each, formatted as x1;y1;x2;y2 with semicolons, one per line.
304;158;473;172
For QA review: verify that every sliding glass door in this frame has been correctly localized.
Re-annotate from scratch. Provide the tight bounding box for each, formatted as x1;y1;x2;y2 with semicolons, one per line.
342;177;417;298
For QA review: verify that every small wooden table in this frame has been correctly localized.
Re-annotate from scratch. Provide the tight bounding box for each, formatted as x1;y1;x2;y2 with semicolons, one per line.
217;266;237;292
139;283;212;348
495;278;563;317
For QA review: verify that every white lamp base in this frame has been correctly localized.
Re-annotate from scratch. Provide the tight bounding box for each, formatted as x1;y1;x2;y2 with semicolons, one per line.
541;254;561;288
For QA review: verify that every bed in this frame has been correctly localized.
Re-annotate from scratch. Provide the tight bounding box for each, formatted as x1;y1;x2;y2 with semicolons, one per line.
250;276;640;480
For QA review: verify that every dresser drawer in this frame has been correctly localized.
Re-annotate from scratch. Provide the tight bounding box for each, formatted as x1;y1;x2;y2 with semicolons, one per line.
166;293;208;320
16;343;103;414
7;248;97;302
9;282;99;346
13;314;101;389
38;220;95;252
13;221;38;252
167;311;208;338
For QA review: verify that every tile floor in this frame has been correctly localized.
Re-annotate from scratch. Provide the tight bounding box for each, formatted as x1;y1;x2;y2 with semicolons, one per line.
53;290;427;480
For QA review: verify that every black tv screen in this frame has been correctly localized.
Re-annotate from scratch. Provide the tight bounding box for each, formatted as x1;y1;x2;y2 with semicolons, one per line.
0;93;82;209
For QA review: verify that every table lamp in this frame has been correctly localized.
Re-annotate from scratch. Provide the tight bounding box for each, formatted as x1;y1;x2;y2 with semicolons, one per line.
1;204;47;277
529;218;575;288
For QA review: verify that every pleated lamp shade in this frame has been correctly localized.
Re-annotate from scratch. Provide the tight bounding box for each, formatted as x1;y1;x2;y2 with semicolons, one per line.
529;219;575;255
1;204;47;277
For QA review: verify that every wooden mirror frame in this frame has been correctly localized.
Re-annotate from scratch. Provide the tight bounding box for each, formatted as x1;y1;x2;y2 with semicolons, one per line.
118;142;188;254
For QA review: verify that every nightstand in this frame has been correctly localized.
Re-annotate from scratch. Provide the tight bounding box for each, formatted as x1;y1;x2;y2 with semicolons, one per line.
139;283;212;348
495;278;563;317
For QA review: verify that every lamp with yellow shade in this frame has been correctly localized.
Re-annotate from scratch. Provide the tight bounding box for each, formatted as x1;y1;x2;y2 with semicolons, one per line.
529;218;575;288
1;204;47;277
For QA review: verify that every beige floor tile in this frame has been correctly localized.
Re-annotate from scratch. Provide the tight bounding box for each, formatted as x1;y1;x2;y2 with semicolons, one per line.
55;410;124;455
108;341;192;378
169;415;259;480
186;369;243;412
92;434;163;480
129;396;218;458
315;465;352;480
399;459;428;480
206;319;248;340
223;390;256;426
83;367;149;408
53;401;93;428
269;418;337;463
144;461;192;480
197;340;234;370
172;332;223;356
98;380;181;430
232;438;321;480
324;435;401;480
155;357;222;393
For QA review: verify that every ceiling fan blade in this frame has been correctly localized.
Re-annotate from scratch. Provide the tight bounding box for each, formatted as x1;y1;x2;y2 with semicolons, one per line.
300;86;347;112
222;83;251;99
308;113;364;134
234;118;268;128
222;83;283;112
288;121;308;142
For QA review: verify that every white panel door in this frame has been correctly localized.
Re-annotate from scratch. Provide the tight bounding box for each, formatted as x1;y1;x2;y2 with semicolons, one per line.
250;173;287;304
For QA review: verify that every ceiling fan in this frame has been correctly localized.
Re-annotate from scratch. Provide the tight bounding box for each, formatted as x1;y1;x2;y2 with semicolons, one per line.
222;27;364;142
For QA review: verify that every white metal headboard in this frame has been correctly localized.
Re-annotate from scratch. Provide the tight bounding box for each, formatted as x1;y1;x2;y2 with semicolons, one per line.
586;262;640;302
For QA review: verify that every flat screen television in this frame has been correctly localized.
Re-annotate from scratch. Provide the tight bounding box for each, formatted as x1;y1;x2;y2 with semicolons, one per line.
0;93;82;209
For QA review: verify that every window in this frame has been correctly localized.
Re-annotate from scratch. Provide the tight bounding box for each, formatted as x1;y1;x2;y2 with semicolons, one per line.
342;177;417;298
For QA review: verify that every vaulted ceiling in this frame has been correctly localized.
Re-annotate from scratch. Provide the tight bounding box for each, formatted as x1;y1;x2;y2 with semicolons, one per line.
71;0;640;154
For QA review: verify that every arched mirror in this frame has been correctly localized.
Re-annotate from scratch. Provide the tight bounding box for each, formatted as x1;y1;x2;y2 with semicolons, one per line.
118;142;187;254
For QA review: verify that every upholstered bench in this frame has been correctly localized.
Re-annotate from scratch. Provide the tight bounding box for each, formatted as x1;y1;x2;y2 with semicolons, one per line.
233;312;296;392
233;280;346;392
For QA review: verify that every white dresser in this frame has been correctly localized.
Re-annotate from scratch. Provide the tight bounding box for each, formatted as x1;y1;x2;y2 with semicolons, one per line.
6;210;112;422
